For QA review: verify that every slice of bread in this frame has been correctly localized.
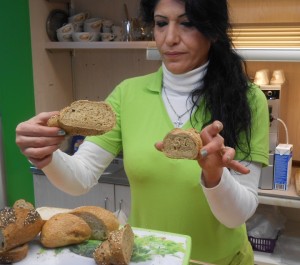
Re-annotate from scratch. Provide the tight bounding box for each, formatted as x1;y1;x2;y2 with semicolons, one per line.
70;206;120;240
0;243;29;264
47;100;116;136
93;240;111;265
162;128;202;159
109;224;134;265
0;203;44;252
93;224;134;265
40;213;92;248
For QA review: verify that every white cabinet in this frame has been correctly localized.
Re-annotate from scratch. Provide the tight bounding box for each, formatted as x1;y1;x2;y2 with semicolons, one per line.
33;171;115;211
32;167;131;216
114;184;131;218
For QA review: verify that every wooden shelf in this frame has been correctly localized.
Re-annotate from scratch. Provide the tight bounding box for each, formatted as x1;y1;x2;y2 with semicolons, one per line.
45;41;300;62
258;183;300;208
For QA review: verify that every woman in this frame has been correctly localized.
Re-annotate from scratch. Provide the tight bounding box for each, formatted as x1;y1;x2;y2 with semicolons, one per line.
16;0;269;263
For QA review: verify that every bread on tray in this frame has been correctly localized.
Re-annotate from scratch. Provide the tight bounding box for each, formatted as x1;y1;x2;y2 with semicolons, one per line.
93;224;134;265
70;206;120;240
47;100;116;136
40;213;92;248
162;128;202;159
0;202;44;253
0;243;29;264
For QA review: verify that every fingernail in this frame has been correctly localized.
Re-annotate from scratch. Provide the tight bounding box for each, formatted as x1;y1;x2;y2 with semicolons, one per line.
216;122;222;131
226;155;231;162
57;129;66;136
200;149;208;158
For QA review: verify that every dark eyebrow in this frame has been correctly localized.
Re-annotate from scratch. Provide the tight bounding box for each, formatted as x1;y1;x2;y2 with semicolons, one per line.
154;13;187;19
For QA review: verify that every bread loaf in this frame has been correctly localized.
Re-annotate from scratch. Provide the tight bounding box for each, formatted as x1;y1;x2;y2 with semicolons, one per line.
70;206;120;240
40;213;92;248
0;243;29;264
47;100;116;136
162;128;202;159
93;224;134;265
0;205;44;252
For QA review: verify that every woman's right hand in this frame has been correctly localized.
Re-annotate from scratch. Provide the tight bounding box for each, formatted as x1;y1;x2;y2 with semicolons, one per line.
16;111;66;169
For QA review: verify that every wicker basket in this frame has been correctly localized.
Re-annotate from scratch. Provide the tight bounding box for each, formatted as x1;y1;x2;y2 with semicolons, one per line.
248;235;278;253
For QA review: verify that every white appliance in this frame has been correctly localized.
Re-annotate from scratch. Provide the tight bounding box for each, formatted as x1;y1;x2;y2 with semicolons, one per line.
0;116;7;208
259;85;282;189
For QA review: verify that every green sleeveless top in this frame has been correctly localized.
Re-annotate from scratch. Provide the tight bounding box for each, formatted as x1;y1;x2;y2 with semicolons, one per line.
86;67;269;263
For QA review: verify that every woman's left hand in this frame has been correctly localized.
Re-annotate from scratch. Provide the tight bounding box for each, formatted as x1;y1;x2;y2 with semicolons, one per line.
155;121;250;187
197;121;250;187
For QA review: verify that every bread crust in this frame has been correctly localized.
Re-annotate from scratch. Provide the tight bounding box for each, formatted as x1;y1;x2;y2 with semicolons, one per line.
93;224;134;265
109;224;134;265
162;128;202;159
47;100;116;136
0;206;44;252
70;206;120;240
0;243;29;264
93;240;111;265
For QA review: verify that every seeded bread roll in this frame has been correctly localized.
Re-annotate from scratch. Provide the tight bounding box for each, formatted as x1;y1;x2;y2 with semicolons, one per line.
70;206;120;240
13;199;34;210
0;243;29;264
93;240;111;265
0;205;44;253
93;224;134;265
47;100;116;136
109;224;134;265
40;213;92;248
162;128;202;159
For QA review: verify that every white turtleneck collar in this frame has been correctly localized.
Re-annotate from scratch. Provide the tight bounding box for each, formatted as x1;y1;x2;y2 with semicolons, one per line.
161;61;209;127
162;61;208;93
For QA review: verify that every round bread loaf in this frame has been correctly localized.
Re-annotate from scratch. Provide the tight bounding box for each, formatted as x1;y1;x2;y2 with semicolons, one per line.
0;243;29;264
47;100;116;136
162;128;202;159
0;206;44;252
40;213;92;248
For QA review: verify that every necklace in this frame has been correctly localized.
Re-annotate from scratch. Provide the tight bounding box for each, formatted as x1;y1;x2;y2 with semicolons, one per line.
163;86;193;127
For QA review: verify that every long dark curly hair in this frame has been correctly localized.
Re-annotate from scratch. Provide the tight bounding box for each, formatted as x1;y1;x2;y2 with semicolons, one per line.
140;0;252;160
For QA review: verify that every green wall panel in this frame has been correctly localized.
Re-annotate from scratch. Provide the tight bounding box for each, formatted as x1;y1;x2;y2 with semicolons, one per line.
0;0;36;206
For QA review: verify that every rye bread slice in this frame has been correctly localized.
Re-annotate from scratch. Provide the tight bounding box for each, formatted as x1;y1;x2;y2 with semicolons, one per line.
162;128;202;159
47;100;116;136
